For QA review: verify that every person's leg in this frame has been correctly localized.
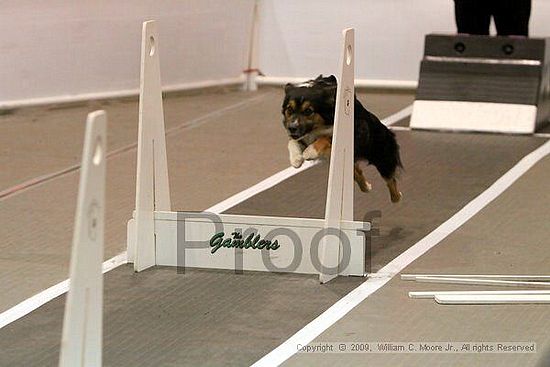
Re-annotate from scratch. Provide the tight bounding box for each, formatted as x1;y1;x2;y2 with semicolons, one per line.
454;0;491;35
493;0;531;36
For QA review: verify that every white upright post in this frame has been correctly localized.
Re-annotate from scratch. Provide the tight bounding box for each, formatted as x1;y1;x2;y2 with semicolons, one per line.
319;29;355;284
59;111;106;367
132;20;171;271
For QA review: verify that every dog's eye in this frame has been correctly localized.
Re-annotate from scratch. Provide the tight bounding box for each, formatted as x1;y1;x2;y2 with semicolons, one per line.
285;106;294;115
303;108;314;116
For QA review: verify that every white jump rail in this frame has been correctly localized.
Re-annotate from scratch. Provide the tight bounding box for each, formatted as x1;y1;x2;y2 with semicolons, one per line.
410;276;550;288
406;273;550;304
59;111;107;367
409;290;550;299
127;23;369;282
435;294;550;305
402;274;550;281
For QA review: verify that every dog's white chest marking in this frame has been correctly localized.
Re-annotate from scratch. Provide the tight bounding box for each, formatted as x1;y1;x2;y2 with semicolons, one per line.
288;139;304;168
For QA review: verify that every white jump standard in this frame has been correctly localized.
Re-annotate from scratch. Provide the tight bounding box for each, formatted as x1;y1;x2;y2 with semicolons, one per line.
59;111;107;367
127;23;370;283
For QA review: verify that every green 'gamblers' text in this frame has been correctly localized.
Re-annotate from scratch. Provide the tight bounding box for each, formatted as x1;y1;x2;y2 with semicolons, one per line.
209;231;280;254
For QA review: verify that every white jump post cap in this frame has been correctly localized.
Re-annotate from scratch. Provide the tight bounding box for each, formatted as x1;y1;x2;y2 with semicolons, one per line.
59;110;107;367
132;20;171;271
319;28;355;284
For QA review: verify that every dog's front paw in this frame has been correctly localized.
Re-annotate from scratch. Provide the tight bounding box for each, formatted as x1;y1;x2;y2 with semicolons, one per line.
302;145;320;161
288;140;304;168
290;154;304;168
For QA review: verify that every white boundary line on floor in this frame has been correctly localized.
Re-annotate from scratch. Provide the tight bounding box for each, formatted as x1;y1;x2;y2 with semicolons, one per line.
207;161;318;214
382;104;413;126
390;125;411;131
207;104;411;213
0;252;127;329
0;105;411;330
193;103;410;213
252;138;550;367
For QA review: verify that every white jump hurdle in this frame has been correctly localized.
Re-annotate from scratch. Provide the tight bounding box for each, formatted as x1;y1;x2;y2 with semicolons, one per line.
127;22;370;283
59;111;107;367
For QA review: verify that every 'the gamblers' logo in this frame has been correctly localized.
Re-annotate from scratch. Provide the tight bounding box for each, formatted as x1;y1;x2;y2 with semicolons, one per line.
209;231;280;254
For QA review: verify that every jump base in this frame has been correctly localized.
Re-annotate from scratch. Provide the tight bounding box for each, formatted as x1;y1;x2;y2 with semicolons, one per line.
128;212;369;275
128;23;369;283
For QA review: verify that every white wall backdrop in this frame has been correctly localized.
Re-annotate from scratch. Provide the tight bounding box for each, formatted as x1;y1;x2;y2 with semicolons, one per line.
257;0;550;83
0;0;254;106
2;0;550;106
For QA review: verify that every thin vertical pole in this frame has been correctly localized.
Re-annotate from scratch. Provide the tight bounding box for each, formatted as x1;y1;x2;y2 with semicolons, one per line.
59;110;106;367
319;28;355;284
133;20;171;271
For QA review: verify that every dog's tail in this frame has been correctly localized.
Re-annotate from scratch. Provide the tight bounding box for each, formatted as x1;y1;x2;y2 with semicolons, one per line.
388;128;404;175
393;130;404;170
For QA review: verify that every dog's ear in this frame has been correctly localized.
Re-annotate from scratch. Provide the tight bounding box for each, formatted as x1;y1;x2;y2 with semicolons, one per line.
325;75;337;85
320;75;337;105
284;83;294;94
322;83;337;108
321;81;337;96
315;74;324;81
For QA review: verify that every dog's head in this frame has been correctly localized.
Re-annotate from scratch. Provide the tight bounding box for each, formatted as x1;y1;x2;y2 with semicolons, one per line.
282;75;337;140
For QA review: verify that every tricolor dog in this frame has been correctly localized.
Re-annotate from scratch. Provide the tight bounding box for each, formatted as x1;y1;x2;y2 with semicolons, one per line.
282;75;403;203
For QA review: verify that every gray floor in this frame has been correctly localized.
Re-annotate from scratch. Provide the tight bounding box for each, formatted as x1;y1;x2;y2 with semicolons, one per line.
0;266;363;367
0;87;413;313
0;87;289;313
1;87;548;367
537;122;550;134
227;130;546;271
1;132;547;366
285;155;550;367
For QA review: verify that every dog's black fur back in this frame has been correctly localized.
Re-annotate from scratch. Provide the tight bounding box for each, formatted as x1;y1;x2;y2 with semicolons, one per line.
309;75;403;179
355;100;403;178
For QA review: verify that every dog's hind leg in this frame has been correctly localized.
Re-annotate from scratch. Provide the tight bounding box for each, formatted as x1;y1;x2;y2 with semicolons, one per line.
384;176;402;203
354;162;372;192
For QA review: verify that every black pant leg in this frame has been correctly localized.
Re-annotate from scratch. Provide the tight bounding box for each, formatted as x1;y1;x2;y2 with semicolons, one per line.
492;0;531;36
454;0;492;35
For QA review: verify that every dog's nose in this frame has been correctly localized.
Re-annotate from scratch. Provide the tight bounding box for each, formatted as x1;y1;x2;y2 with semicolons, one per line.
288;120;299;133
